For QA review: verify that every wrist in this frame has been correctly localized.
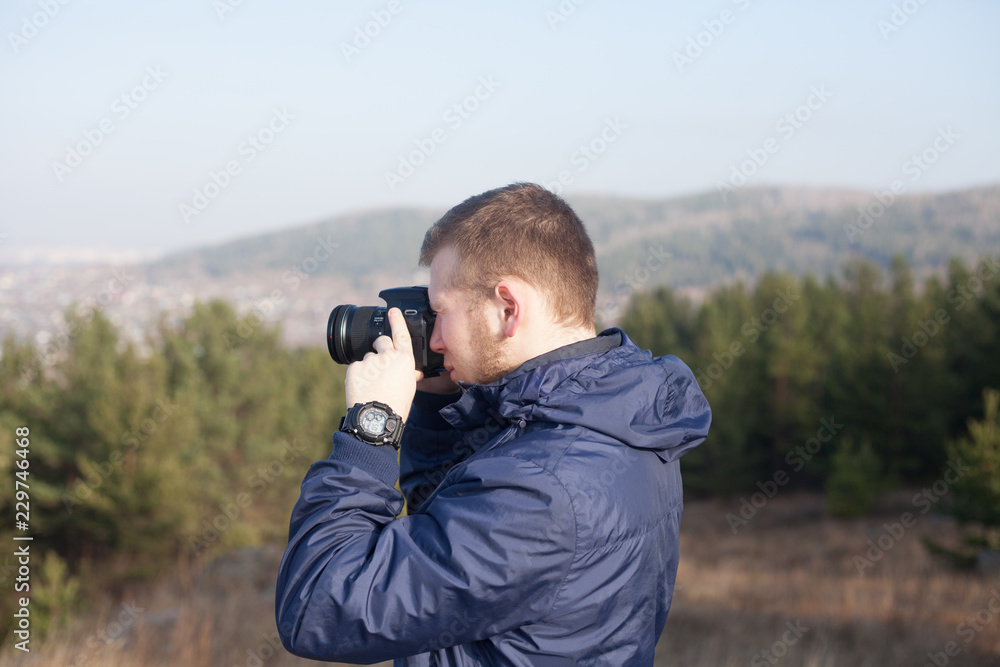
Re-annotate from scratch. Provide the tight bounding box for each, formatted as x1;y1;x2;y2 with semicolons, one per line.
331;432;399;488
340;401;406;449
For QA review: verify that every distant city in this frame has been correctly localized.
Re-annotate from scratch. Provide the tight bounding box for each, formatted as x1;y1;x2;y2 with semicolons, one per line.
0;256;343;351
4;184;998;354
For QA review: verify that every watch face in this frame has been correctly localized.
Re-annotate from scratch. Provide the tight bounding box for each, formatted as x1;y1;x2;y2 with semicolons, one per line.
359;407;388;436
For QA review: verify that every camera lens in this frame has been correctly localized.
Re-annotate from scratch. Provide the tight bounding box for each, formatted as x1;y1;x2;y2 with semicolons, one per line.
327;304;385;365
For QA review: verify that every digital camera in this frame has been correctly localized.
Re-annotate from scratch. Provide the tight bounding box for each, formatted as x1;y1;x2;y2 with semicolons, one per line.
327;286;444;374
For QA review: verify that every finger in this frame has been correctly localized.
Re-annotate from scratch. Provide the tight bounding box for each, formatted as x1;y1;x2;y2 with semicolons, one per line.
388;307;412;351
415;370;423;382
372;335;393;354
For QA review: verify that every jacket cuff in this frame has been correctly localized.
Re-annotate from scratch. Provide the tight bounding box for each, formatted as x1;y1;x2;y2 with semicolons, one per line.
331;432;399;489
408;390;463;430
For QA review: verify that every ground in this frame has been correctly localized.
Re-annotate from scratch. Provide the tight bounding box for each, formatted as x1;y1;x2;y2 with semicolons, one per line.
3;493;998;666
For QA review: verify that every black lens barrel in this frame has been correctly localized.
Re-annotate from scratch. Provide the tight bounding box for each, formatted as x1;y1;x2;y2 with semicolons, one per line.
327;286;443;374
327;305;384;365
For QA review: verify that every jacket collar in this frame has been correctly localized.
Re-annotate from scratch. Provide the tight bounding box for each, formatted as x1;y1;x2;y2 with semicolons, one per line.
439;328;624;430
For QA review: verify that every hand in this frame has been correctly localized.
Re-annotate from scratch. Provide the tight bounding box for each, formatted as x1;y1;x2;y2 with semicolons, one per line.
344;308;421;422
416;369;461;395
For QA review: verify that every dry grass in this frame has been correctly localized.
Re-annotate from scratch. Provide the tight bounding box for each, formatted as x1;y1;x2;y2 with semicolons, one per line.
3;493;998;666
658;492;1000;666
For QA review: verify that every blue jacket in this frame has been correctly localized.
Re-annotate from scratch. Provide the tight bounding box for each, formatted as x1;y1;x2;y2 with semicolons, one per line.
275;328;711;665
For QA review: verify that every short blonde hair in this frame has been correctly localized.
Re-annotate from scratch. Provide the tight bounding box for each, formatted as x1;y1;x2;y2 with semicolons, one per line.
419;183;598;329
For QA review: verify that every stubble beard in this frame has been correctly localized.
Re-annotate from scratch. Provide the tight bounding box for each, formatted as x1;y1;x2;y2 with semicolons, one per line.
469;309;517;385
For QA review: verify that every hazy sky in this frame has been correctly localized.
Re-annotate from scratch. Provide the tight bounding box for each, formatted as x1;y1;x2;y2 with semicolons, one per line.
1;0;998;258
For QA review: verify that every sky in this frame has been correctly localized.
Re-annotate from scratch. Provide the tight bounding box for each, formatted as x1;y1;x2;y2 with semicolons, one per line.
1;0;998;260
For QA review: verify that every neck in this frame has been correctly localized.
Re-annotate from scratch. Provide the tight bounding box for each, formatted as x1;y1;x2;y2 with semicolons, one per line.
514;323;597;364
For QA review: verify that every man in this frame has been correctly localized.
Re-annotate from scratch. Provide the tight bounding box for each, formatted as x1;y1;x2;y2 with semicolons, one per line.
275;183;711;665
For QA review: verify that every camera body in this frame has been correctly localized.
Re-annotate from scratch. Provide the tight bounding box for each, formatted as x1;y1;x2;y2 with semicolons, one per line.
327;286;444;374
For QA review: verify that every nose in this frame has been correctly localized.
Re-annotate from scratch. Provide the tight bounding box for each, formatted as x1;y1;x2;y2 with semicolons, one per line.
429;320;444;353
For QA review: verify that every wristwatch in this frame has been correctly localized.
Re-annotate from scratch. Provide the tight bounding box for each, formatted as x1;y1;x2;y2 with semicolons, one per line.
339;401;405;449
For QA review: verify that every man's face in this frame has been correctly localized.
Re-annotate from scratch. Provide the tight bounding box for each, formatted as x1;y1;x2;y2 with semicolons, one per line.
428;246;515;385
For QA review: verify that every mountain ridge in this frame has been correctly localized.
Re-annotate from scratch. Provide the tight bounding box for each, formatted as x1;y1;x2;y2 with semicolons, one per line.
146;184;1000;300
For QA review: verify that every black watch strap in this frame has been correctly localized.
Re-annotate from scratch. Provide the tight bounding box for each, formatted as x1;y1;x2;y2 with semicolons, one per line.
339;401;405;450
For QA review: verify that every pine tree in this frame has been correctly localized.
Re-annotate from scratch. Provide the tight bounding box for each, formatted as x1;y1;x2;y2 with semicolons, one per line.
826;437;882;518
948;388;1000;548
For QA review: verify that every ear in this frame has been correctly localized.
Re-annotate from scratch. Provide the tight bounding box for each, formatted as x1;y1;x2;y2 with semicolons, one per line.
493;280;526;338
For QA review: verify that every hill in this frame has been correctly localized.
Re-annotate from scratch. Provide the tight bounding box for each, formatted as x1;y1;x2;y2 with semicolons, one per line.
146;185;1000;303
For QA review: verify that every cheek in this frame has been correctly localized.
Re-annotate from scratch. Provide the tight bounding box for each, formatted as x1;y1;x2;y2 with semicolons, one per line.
440;317;467;355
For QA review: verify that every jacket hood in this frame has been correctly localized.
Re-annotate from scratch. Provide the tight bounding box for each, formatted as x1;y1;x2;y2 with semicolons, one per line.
440;328;711;463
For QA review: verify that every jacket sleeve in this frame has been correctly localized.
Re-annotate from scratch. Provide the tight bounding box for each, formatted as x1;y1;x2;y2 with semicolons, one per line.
398;390;468;513
275;431;576;664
